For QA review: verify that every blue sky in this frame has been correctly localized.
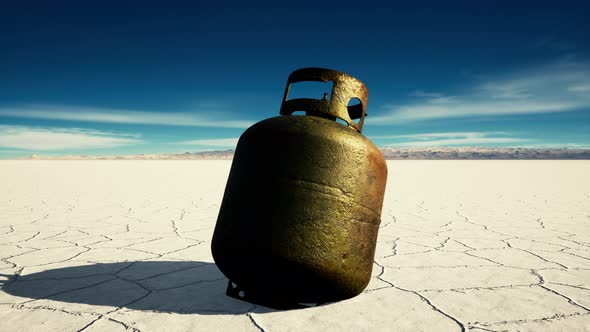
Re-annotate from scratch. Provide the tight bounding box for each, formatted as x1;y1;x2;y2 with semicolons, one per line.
0;1;589;158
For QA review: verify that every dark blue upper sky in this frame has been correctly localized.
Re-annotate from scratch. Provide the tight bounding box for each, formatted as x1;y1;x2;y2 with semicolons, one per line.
1;1;589;157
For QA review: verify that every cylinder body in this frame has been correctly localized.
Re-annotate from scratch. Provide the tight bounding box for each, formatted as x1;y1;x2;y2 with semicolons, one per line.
211;115;387;303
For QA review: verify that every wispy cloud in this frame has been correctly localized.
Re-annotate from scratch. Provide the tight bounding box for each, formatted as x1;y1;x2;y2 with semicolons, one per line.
0;105;255;128
177;138;239;148
517;142;590;149
409;90;445;98
0;125;141;150
373;131;528;147
568;84;590;92
409;90;457;104
369;60;590;124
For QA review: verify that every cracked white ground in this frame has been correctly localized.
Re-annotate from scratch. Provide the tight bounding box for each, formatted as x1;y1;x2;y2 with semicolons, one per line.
1;160;589;332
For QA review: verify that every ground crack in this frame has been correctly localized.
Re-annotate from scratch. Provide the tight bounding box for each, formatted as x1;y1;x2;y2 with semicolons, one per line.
394;283;466;332
247;312;266;332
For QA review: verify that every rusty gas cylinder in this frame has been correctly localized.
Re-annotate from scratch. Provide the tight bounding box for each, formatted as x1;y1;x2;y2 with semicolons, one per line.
211;68;387;309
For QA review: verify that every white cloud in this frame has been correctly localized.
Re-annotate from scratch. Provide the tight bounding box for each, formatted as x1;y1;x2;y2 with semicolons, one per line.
409;90;457;104
0;105;255;128
409;90;445;98
369;61;590;124
374;131;507;139
177;138;239;147
568;84;590;92
479;83;532;99
374;131;529;147
0;125;141;150
517;142;590;149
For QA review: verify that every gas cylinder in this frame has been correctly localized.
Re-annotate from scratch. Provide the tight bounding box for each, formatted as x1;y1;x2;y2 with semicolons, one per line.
211;68;387;309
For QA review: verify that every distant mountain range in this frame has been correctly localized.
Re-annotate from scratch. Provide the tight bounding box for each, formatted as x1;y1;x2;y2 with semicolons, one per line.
380;147;590;159
18;148;590;160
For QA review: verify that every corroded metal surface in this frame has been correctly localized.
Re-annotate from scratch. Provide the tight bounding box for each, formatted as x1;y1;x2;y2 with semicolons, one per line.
280;67;369;133
211;68;387;309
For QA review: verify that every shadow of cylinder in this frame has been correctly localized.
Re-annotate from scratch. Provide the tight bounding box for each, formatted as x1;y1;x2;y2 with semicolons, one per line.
2;260;275;315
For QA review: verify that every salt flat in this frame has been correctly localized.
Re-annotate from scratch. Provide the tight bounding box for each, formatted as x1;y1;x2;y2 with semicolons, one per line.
0;160;589;332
